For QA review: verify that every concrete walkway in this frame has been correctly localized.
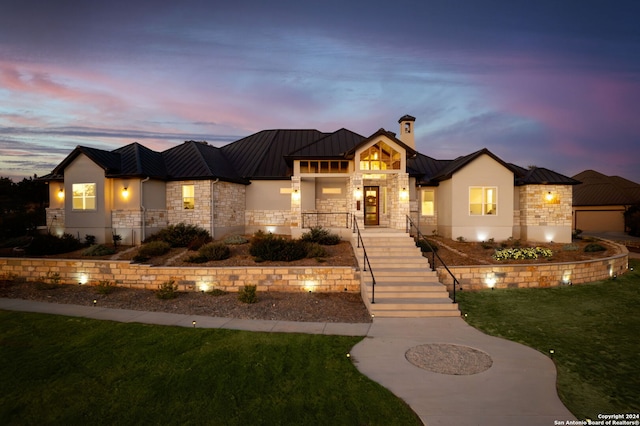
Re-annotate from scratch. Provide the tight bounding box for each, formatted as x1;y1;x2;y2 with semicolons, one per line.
0;298;575;425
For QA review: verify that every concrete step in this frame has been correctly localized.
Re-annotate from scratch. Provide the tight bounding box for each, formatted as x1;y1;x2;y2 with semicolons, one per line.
370;268;438;277
366;282;447;292
371;309;461;318
352;229;460;318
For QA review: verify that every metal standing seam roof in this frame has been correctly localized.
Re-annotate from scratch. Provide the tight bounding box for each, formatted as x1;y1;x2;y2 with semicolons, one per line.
285;128;365;159
221;129;329;179
572;169;640;206
42;128;578;188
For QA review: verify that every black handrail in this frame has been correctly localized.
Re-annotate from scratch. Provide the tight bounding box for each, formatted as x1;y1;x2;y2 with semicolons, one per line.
352;216;376;304
406;216;460;303
301;212;351;229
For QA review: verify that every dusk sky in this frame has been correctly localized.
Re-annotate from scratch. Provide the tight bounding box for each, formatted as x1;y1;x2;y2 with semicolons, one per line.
1;0;639;183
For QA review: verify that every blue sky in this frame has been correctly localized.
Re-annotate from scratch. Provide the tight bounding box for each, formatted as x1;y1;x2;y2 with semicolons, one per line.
1;0;639;182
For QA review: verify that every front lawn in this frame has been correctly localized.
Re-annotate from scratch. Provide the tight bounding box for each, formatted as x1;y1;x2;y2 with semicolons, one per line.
0;312;420;425
457;259;640;420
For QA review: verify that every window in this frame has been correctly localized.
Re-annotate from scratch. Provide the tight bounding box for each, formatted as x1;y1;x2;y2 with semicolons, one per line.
183;185;195;209
421;190;434;216
359;142;401;171
72;183;96;210
299;161;349;173
470;187;497;215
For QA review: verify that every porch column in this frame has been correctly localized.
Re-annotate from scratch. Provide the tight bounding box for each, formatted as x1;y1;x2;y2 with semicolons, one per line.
391;172;410;230
349;174;364;230
290;176;301;229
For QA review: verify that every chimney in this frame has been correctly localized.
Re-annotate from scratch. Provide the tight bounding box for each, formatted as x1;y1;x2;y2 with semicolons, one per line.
398;115;416;149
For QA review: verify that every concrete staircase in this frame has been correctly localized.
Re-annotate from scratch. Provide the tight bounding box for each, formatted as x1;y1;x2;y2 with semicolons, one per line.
352;230;459;318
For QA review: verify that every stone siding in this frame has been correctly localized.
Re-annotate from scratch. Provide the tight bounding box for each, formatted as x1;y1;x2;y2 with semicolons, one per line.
213;181;245;228
519;185;573;227
245;210;292;227
0;258;361;293
167;180;212;231
45;208;65;235
438;251;629;291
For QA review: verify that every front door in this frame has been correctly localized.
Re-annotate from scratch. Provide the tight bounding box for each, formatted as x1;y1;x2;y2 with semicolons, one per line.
364;186;379;226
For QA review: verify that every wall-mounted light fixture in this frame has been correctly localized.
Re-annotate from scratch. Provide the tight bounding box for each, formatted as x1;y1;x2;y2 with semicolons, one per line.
291;188;300;201
544;191;559;204
122;187;129;198
400;187;409;201
354;187;363;200
57;188;65;199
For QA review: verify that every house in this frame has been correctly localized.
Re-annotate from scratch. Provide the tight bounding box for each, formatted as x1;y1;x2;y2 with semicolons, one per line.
572;170;640;233
42;115;579;245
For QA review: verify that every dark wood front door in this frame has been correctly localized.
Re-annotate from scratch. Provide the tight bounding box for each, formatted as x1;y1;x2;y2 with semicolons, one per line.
364;186;379;226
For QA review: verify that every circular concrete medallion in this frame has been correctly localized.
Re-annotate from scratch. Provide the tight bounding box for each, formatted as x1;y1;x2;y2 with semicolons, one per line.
405;343;493;375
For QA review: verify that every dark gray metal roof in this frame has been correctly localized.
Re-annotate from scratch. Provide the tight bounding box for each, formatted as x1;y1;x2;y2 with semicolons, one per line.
572;169;640;206
42;126;578;190
285;128;365;159
221;129;328;179
113;142;167;178
511;164;580;186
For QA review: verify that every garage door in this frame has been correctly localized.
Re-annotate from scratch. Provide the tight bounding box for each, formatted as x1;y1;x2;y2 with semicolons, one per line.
574;210;625;232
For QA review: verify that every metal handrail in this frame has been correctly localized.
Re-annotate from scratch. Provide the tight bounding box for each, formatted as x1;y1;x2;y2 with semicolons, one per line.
352;216;376;304
301;212;351;229
406;216;460;303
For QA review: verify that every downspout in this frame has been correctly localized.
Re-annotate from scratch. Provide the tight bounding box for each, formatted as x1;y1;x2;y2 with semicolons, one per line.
140;177;150;244
211;178;220;239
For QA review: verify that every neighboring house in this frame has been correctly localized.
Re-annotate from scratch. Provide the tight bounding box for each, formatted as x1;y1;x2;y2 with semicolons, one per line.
572;170;640;233
42;115;579;245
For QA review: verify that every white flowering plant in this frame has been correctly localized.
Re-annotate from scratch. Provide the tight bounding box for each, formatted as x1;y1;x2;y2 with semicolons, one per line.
492;246;553;261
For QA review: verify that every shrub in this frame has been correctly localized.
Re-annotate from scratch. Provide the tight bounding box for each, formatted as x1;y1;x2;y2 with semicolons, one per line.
198;242;231;261
82;244;115;256
138;241;171;258
112;233;122;248
249;232;307;262
224;235;249;245
156;280;178;300
95;280;116;295
84;235;96;246
208;288;228;296
151;223;211;248
416;239;439;253
238;285;258;304
305;242;329;259
301;227;341;245
562;244;579;252
584;243;606;253
456;236;466;242
26;233;82;255
186;242;230;263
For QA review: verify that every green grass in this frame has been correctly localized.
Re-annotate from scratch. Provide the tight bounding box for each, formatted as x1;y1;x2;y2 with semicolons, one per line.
0;313;421;426
457;259;640;420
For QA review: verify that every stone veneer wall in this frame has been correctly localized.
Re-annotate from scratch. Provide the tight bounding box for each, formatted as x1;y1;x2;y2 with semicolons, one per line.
45;208;65;235
245;210;291;227
213;181;245;228
0;258;361;293
167;181;212;231
519;184;573;227
312;198;348;227
437;251;628;291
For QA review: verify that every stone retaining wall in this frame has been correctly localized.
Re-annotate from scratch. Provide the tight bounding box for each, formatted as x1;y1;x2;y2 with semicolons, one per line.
0;257;361;293
437;250;629;291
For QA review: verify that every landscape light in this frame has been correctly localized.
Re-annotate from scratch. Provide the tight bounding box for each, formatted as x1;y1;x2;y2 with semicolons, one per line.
192;320;196;328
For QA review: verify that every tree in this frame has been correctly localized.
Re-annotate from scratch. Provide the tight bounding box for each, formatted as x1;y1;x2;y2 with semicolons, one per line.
624;203;640;237
0;176;48;240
